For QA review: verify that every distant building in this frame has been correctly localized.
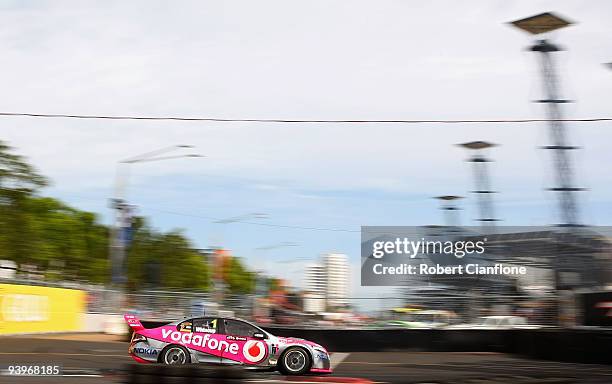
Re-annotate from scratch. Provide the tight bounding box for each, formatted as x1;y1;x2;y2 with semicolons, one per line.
304;263;326;313
303;253;349;312
323;253;349;309
305;263;326;293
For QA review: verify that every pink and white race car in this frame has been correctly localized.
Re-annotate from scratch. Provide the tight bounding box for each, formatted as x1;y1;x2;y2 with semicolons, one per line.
125;314;332;375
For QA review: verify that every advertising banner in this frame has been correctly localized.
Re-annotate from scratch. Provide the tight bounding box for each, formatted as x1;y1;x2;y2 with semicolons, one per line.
0;284;85;335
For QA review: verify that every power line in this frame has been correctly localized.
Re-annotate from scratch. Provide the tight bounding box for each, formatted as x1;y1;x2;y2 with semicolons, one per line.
53;192;362;233
150;207;361;232
1;111;612;124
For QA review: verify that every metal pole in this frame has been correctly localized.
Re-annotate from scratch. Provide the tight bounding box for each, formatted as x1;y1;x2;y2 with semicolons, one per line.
471;154;496;226
509;12;579;326
108;147;201;289
443;205;460;228
109;162;130;286
434;195;463;229
532;39;582;226
458;142;499;228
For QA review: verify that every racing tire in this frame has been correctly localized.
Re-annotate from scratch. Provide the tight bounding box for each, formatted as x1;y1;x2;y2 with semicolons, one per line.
278;347;311;376
160;345;191;365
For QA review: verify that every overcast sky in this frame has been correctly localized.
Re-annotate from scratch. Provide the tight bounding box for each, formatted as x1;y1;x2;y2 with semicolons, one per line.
1;1;611;302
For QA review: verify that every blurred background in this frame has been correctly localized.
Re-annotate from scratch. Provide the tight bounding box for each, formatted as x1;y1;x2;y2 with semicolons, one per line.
0;0;611;338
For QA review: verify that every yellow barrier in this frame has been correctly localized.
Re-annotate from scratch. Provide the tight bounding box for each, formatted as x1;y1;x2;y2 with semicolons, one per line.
0;284;85;335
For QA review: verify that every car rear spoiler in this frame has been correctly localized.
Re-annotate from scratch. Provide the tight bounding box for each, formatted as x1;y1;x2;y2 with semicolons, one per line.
124;314;145;332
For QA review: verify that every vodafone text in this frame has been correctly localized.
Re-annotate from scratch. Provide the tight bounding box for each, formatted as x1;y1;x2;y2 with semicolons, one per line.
160;329;239;355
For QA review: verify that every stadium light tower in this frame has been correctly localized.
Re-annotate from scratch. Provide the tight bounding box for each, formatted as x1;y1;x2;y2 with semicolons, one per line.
510;12;584;227
434;195;463;228
458;141;499;228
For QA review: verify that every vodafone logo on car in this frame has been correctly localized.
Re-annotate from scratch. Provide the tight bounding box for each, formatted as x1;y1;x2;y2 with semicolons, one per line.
242;340;266;363
159;328;240;355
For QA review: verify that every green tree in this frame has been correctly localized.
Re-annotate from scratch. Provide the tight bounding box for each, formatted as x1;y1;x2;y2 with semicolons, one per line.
0;140;108;281
225;257;255;294
127;220;210;291
0;140;48;261
0;140;231;291
0;140;47;193
9;196;109;281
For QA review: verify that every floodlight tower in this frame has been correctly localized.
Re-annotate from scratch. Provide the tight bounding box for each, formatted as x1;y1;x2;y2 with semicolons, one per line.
510;12;584;227
434;195;463;228
458;141;499;228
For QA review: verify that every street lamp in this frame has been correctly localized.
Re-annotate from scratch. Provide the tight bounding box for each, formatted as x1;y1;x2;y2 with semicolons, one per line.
109;145;203;286
114;145;202;200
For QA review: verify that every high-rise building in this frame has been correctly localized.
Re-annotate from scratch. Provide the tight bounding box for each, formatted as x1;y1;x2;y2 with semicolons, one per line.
303;253;349;312
304;263;326;313
305;263;326;293
322;253;349;309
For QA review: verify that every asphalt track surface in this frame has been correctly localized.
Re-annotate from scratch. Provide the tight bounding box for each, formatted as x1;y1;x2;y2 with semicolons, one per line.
0;334;611;384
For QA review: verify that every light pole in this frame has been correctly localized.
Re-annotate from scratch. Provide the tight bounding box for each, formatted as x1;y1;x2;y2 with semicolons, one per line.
458;141;499;229
510;12;584;227
109;145;203;287
434;195;463;229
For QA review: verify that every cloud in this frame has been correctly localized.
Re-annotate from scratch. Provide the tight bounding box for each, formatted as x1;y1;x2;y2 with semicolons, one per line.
2;0;610;208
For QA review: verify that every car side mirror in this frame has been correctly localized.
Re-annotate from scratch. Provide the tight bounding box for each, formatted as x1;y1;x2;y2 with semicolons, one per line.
253;332;266;339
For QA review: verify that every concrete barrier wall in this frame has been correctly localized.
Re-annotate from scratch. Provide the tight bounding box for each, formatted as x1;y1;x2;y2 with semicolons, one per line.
505;329;612;365
143;321;612;364
82;313;126;334
137;321;612;365
264;327;510;352
265;326;612;364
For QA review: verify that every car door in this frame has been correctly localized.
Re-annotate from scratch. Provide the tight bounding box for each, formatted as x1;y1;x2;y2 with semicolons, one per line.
220;319;269;366
184;317;223;364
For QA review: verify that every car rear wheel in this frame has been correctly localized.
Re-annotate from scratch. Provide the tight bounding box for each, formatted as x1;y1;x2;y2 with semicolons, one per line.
161;345;191;365
279;347;310;375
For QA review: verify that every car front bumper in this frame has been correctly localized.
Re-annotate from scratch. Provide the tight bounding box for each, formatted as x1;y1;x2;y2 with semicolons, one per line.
310;349;332;373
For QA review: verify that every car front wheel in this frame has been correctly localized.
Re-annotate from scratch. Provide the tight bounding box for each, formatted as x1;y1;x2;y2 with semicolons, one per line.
279;347;310;375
